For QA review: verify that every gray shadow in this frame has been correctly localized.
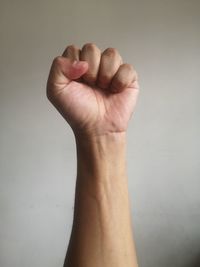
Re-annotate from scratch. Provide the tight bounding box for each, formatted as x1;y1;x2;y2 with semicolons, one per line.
190;255;200;267
181;254;200;267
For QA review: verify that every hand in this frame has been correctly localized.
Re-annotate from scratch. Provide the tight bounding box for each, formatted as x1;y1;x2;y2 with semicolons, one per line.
46;43;139;137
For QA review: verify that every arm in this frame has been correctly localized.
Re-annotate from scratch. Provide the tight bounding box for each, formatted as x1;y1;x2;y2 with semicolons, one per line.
64;133;138;267
46;43;139;267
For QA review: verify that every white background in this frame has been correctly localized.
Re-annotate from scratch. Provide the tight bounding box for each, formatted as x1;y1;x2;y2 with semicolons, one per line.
0;1;200;266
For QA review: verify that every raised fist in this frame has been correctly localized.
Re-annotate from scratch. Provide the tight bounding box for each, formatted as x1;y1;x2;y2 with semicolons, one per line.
46;43;139;137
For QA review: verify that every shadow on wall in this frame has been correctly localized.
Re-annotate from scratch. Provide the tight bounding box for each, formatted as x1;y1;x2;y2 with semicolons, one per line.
183;254;200;267
190;255;200;267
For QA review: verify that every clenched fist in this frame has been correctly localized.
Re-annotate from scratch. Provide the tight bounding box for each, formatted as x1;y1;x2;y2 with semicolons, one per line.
46;43;139;137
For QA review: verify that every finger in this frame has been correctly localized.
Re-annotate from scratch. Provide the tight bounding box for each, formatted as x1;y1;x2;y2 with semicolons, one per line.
97;48;122;89
47;56;88;87
80;43;101;85
110;64;138;93
62;45;81;61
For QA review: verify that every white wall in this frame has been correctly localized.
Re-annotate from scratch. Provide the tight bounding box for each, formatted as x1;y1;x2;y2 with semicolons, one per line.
0;1;200;266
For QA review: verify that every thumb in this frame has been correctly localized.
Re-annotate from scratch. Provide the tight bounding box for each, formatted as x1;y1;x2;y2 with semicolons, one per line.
47;56;89;86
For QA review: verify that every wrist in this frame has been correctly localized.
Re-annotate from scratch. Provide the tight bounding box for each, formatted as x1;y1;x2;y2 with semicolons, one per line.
75;131;127;182
74;131;127;149
75;131;129;208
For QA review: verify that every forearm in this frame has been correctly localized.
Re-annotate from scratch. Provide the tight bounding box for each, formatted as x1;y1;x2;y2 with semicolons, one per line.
64;132;138;267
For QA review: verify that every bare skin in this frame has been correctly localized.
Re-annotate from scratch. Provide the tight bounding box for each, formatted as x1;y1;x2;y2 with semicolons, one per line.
47;43;139;267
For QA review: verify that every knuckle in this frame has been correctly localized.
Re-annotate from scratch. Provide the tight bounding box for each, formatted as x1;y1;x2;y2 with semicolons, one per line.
123;63;134;72
113;77;127;89
103;47;118;57
66;44;78;51
124;64;138;78
53;56;63;65
82;43;97;51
